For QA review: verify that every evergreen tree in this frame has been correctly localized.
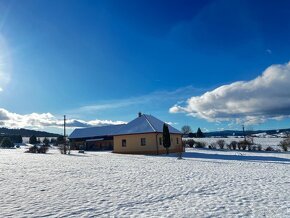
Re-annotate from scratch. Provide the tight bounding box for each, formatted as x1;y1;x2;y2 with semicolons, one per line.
50;138;56;145
43;137;49;146
29;135;38;144
15;135;23;143
56;136;67;154
56;136;64;146
0;137;14;148
163;123;171;155
196;128;204;138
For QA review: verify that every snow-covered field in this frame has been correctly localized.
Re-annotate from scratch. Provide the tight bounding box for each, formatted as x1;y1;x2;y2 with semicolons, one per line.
1;148;290;217
185;137;284;149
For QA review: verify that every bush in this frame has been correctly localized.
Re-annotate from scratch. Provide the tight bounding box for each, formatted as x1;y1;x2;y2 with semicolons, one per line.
27;145;38;153
279;138;290;151
237;142;242;150
58;144;68;154
209;142;217;149
217;140;225;149
186;139;195;148
248;144;252;151
230;141;238;150
26;145;49;154
241;143;247;150
238;140;252;150
195;141;206;148
38;145;49;153
257;144;262;151
0;137;15;148
265;146;275;151
227;143;232;150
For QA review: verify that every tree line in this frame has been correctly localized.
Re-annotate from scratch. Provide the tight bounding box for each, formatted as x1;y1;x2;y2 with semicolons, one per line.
0;135;23;143
28;135;64;146
0;127;60;137
181;125;204;138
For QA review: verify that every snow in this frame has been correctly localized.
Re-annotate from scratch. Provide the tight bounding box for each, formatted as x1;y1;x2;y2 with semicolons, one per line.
185;137;284;149
1;147;290;217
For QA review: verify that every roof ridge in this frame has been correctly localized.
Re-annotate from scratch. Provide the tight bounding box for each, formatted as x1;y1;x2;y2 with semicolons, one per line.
143;114;157;132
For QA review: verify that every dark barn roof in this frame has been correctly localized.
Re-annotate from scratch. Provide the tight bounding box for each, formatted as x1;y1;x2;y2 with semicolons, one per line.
68;114;181;140
69;124;125;139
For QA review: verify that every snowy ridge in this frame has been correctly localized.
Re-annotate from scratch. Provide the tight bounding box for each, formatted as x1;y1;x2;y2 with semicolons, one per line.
143;114;157;132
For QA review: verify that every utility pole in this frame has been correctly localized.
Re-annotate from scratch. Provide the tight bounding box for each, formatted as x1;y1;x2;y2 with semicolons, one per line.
64;115;67;154
64;115;66;140
242;124;246;141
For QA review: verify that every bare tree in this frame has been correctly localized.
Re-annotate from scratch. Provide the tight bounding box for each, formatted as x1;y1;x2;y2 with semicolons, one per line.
181;125;192;135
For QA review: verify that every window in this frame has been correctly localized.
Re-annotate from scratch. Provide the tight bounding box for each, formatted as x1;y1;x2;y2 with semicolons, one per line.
122;139;126;147
159;137;162;145
176;137;179;144
141;138;146;146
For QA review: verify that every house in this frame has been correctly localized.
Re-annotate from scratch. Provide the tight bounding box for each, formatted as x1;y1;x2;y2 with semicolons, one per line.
69;113;183;155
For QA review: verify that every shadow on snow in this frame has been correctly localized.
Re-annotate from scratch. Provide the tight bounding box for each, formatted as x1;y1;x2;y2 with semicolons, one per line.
182;151;290;164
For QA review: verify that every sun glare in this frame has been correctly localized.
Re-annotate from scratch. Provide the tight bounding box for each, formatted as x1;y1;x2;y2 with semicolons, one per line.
0;34;11;91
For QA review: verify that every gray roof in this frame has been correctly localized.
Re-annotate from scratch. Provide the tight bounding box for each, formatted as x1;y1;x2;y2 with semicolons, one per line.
68;114;181;139
116;114;181;135
69;124;125;139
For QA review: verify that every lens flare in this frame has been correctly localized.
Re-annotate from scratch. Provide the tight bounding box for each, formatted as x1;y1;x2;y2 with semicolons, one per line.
0;34;11;92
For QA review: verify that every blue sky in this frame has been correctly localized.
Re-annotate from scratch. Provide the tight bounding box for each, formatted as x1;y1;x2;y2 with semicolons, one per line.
0;0;290;134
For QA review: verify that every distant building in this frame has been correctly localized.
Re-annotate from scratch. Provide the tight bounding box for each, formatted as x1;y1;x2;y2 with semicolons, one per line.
69;113;183;155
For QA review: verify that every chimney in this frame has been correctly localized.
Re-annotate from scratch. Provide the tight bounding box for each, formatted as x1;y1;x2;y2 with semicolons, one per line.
138;112;142;117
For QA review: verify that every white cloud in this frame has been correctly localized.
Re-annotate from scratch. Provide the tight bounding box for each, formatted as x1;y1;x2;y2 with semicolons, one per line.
165;121;178;126
0;108;126;129
170;62;290;125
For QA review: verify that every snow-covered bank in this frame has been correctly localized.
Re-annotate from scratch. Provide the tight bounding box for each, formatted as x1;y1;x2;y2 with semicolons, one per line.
0;148;289;217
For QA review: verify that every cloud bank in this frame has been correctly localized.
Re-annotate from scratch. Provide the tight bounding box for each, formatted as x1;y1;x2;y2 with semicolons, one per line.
0;108;126;129
170;62;290;124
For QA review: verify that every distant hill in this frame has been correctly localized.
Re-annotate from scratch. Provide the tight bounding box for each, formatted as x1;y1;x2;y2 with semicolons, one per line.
0;127;61;137
204;128;290;137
